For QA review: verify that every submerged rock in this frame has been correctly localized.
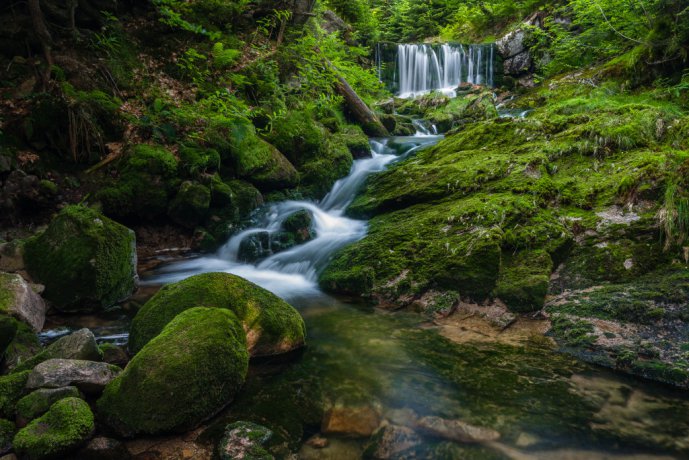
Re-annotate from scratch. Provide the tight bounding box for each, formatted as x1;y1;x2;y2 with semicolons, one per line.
414;415;500;443
13;328;101;373
0;273;46;332
218;421;274;460
26;359;121;394
364;425;422;459
76;436;131;460
321;405;381;437
98;308;249;436
128;272;305;357
23;205;138;312
13;397;94;460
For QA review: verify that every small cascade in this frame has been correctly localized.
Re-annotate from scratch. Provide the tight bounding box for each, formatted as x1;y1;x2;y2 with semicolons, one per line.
376;43;495;98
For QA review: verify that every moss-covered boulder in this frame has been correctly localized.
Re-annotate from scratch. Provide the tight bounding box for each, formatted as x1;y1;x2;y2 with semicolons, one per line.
218;421;274;460
494;250;554;312
16;387;83;427
128;272;306;357
3;320;41;373
0;418;14;454
97;307;249;436
0;315;18;358
98;144;178;221
167;181;211;228
13;397;95;459
0;272;46;332
12;328;102;373
23;205;137;312
0;370;30;419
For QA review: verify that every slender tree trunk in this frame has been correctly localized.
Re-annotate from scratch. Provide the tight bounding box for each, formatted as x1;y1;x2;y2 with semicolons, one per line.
27;0;53;84
335;75;389;137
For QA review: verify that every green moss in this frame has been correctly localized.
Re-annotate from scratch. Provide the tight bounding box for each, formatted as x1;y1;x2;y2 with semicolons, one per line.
0;315;18;357
336;124;371;158
23;205;137;311
97;308;249;436
129;272;305;357
3;320;41;371
178;144;221;175
550;317;597;348
13;397;94;459
0;418;14;452
495;250;553;313
0;370;30;418
168;181;211;228
126;144;178;177
298;135;353;198
16;387;83;424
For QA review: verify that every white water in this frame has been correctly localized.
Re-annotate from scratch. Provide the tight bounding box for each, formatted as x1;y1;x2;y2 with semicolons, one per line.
396;43;494;98
145;134;442;299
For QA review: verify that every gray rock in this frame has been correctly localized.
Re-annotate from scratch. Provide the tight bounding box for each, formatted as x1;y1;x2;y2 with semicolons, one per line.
218;421;273;460
26;359;121;394
13;328;102;373
364;425;421;459
76;436;131;460
496;29;528;58
503;52;533;76
414;416;500;443
0;272;46;332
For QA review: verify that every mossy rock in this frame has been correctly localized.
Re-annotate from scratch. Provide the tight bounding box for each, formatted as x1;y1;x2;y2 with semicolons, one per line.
0;315;18;358
16;387;83;426
23;205;137;312
98;307;249;436
494;250;553;313
167;181;211;228
178;145;220;176
12;328;102;374
336;125;371;159
13;397;95;459
0;370;30;419
218;421;274;460
227;180;264;217
298;136;353;198
281;210;315;244
0;418;14;454
128;272;306;357
265;111;327;166
98;144;178;221
3;319;41;372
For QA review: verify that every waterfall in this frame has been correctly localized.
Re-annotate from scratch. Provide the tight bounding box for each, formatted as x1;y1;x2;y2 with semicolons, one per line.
377;43;496;98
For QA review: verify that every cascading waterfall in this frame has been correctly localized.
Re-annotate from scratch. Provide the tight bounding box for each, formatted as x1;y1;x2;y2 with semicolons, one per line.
377;43;495;98
145;133;442;299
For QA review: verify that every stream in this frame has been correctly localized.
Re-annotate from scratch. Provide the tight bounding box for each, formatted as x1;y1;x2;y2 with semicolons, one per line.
42;131;689;458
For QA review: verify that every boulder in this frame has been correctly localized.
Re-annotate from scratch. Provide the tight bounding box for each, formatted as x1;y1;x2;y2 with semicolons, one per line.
282;210;315;244
363;425;422;459
2;321;41;373
26;359;121;394
0;273;46;332
97;308;249;436
13;397;95;459
76;436;131;460
98;343;129;368
495;12;544;78
0;316;18;359
167;181;211;228
0;371;30;419
128;272;306;358
15;387;83;427
321;405;381;437
13;329;102;373
414;416;500;443
23;205;138;312
218;421;273;460
0;419;14;454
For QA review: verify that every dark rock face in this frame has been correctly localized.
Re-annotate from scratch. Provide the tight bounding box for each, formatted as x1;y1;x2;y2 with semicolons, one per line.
496;12;544;82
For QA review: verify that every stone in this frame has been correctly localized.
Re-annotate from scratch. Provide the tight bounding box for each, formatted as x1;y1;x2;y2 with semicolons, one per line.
128;272;306;358
13;397;95;460
26;359;121;394
97;308;249;436
23;205;138;312
363;425;422;459
321;405;381;437
0;316;17;358
0;419;14;454
76;436;131;460
281;210;315;245
167;181;211;229
98;343;129;368
218;421;274;460
13;328;102;373
15;387;83;427
1;321;41;373
305;434;329;448
0;371;30;419
0;273;46;332
414;416;500;443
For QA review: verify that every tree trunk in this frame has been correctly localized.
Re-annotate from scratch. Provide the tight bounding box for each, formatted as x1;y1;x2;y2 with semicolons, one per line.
335;75;389;137
27;0;53;84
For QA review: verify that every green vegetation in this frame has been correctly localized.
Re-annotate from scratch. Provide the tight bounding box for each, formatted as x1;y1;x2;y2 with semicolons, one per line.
97;307;249;436
0;370;30;418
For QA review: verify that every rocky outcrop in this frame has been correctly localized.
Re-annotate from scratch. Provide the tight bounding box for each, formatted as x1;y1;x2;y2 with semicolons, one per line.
26;359;121;394
496;12;545;85
0;272;46;332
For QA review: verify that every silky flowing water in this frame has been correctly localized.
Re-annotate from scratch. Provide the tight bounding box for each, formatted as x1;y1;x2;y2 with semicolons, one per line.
42;132;689;458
